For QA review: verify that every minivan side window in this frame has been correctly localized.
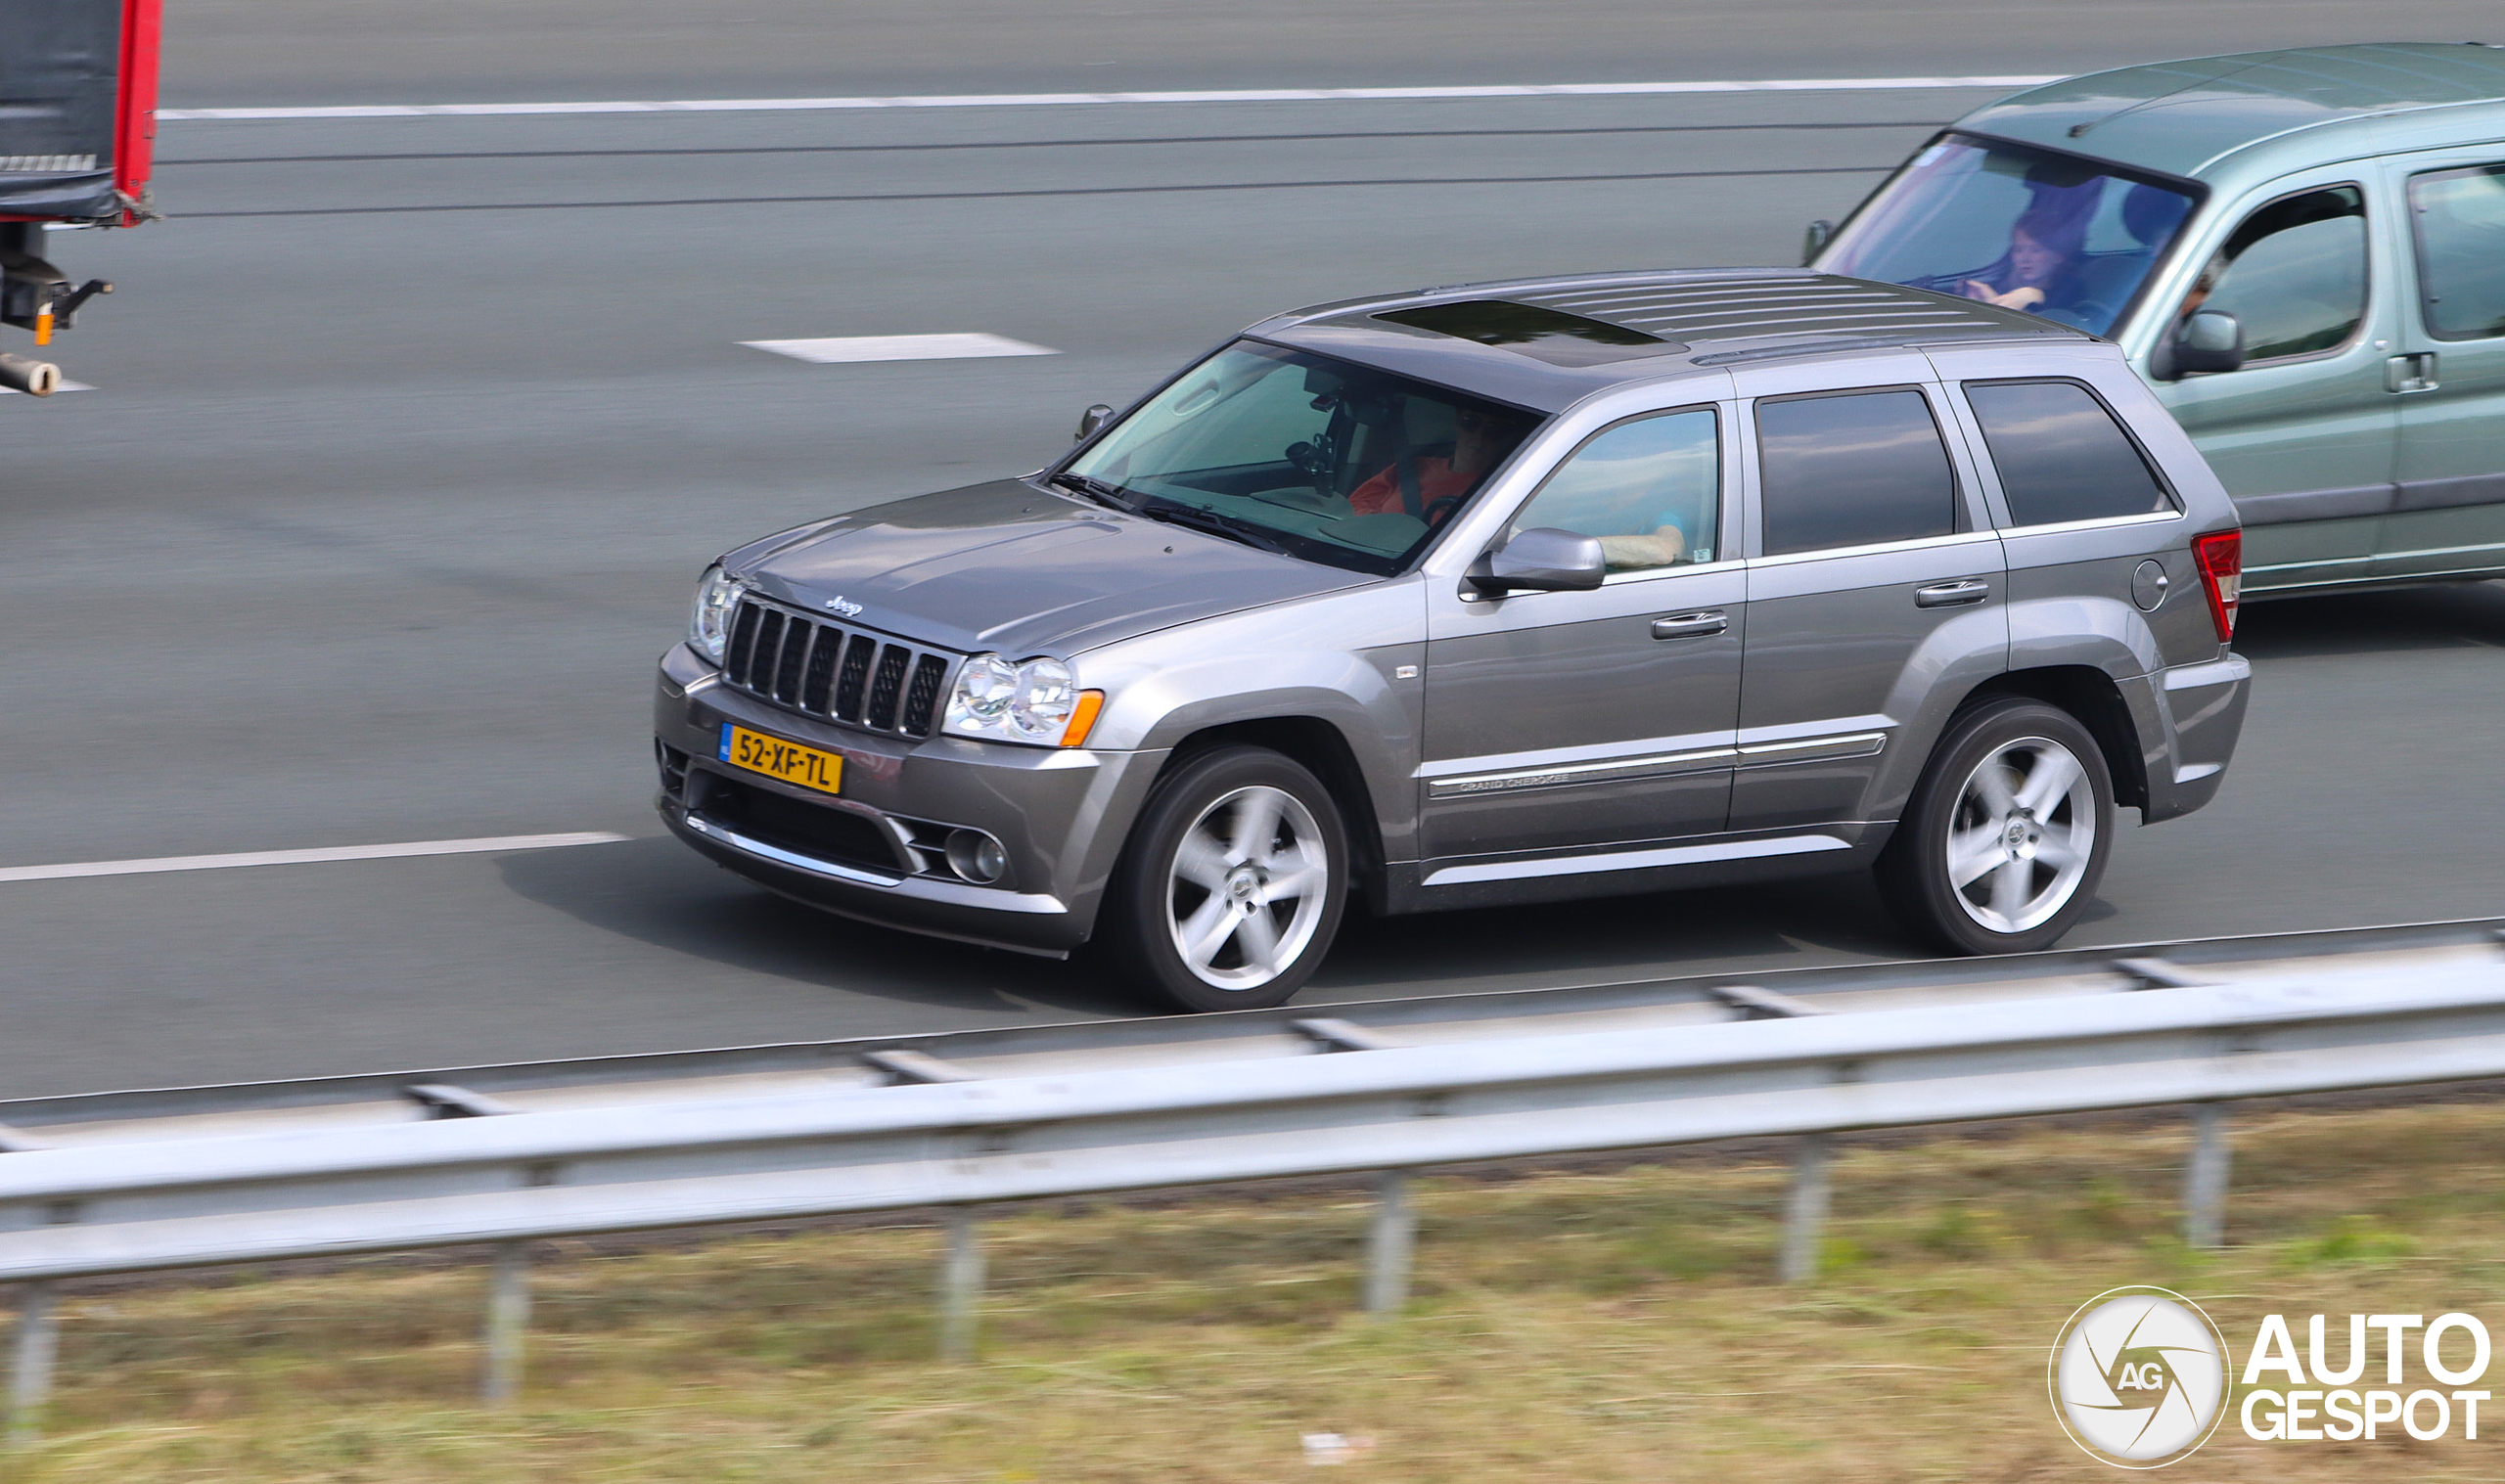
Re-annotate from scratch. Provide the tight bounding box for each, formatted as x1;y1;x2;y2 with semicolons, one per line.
1508;407;1719;570
1963;379;2175;527
1755;388;1959;556
2406;163;2505;341
2183;185;2368;363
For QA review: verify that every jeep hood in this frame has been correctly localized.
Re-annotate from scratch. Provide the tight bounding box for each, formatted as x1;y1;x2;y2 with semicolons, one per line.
731;479;1377;655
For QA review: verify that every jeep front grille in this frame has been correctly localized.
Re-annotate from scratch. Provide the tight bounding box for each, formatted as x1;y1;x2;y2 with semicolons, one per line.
721;597;957;739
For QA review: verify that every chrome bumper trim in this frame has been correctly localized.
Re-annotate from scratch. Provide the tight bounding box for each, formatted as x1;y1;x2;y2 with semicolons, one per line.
680;811;1069;916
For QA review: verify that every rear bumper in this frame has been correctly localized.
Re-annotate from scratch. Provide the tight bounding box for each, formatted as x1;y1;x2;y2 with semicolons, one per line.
653;644;1164;957
2129;652;2252;823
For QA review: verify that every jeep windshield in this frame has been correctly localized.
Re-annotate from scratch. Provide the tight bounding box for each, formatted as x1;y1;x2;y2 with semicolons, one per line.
1821;132;2200;337
1057;339;1540;576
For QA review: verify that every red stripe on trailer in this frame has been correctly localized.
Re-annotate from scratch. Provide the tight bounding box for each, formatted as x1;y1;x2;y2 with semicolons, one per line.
114;0;161;221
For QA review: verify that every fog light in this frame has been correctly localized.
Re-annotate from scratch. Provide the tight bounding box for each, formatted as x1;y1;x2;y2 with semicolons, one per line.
945;829;1009;884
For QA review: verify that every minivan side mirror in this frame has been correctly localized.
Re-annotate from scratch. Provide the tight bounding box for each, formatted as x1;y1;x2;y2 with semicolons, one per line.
1801;218;1835;266
1073;403;1115;441
1468;526;1607;596
2153;310;2246;381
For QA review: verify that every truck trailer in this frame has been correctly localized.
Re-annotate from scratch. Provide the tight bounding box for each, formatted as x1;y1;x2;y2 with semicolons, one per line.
1;0;160;395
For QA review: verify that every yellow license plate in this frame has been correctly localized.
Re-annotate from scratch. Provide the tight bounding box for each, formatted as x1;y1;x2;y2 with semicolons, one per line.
717;723;843;795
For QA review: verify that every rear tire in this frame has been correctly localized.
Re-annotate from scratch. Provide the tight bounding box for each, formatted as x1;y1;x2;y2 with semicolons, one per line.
1099;745;1349;1012
1876;698;2115;956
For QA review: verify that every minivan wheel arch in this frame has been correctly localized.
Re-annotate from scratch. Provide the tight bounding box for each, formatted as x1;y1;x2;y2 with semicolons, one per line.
1953;667;2149;815
1159;718;1389;911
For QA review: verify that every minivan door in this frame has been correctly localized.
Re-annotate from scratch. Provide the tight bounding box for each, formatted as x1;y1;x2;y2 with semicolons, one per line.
2375;150;2505;581
2144;173;2398;596
1726;356;2009;836
1419;403;1743;875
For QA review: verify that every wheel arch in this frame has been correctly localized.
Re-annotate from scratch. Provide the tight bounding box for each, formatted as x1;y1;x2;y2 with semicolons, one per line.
1954;665;2150;814
1161;716;1388;910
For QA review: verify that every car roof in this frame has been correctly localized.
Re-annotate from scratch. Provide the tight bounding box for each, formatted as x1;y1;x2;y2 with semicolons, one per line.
1953;42;2505;181
1251;269;2085;413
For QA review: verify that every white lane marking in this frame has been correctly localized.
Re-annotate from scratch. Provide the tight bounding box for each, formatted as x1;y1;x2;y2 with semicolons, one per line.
744;333;1058;364
0;832;629;883
158;75;2061;121
0;381;96;395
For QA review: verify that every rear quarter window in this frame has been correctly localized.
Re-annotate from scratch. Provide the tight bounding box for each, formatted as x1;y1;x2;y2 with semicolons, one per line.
1962;379;2175;527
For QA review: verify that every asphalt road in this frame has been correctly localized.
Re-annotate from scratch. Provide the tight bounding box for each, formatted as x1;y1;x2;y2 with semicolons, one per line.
4;29;2503;1097
164;0;2505;106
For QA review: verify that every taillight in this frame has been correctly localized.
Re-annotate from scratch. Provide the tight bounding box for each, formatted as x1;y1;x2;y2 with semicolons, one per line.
2191;529;2241;643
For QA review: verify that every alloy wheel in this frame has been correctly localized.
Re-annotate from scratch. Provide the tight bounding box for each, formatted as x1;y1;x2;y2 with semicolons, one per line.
1945;735;2099;935
1163;785;1332;990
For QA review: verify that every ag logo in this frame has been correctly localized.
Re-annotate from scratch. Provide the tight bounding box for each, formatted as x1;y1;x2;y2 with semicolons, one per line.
2050;1287;2232;1467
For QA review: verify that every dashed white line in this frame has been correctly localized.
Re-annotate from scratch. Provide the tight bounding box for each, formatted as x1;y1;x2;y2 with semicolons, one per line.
744;333;1058;364
157;75;2060;122
0;832;629;883
0;381;96;395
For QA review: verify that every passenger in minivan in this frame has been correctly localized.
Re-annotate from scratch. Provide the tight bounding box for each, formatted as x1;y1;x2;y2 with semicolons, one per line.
1960;207;2088;316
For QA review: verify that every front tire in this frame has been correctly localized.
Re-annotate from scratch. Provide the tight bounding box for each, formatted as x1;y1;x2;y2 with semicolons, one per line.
1876;698;2114;955
1100;745;1349;1012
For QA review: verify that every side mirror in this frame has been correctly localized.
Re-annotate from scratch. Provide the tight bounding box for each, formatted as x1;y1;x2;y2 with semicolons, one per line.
1468;526;1607;597
1801;219;1835;266
1073;403;1115;442
2154;310;2245;381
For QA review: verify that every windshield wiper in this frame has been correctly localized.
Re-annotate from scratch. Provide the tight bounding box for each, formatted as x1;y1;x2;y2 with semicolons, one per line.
1047;470;1136;512
1134;500;1290;555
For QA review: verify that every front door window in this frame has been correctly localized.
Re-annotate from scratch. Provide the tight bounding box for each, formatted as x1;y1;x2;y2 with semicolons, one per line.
2180;186;2368;365
1505;407;1720;570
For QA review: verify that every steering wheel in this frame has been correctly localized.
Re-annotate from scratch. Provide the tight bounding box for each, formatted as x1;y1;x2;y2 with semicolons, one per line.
1420;494;1463;527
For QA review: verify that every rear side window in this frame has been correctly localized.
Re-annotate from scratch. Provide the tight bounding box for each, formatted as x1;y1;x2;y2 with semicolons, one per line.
1755;388;1959;556
2407;163;2505;340
1963;380;2174;526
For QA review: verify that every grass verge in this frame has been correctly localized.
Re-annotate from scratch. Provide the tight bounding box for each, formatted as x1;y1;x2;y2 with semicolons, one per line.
11;1099;2505;1480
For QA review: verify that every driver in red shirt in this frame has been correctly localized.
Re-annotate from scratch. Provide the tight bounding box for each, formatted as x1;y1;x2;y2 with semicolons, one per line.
1346;407;1510;522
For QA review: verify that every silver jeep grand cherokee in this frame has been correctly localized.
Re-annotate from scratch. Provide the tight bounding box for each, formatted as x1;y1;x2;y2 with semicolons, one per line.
655;269;2252;1012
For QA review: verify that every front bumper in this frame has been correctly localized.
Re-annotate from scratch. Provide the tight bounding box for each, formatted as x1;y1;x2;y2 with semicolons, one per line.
653;644;1164;956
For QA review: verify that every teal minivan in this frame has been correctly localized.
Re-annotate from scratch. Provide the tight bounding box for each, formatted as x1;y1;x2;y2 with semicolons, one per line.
1813;43;2505;596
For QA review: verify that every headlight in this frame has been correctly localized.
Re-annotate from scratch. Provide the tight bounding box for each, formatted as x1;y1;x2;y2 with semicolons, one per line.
689;565;746;663
945;654;1093;744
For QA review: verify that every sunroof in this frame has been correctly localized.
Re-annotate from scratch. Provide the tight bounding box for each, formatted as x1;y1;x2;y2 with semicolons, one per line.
1372;299;1682;366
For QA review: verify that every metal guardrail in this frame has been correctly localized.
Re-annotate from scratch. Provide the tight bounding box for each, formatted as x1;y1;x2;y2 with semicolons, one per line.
7;938;2505;1441
11;915;2503;1143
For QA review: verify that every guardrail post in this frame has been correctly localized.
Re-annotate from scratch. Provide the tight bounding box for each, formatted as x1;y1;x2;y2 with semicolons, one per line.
6;1282;57;1448
480;1241;531;1405
1780;1135;1832;1283
1364;1170;1415;1316
938;1209;984;1363
2183;1103;2232;1249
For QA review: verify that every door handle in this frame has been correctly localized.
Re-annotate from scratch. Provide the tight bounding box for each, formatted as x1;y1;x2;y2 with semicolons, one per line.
2387;352;2440;393
1914;580;1990;608
1651;609;1728;640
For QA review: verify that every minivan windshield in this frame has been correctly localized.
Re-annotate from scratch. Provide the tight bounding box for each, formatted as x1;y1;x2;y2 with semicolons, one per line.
1059;339;1540;576
1821;132;2200;337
